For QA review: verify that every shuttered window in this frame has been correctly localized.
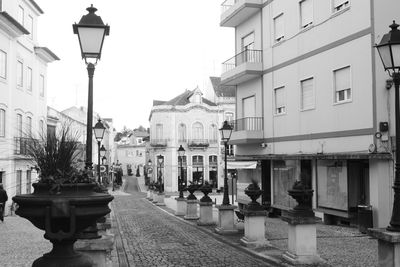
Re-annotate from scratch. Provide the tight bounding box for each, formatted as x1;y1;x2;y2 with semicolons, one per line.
274;87;286;114
301;78;314;110
334;66;351;103
274;14;284;42
300;0;313;28
0;50;6;79
333;0;349;12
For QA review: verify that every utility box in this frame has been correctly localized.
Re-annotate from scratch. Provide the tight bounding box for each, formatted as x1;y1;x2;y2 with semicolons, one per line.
358;205;373;234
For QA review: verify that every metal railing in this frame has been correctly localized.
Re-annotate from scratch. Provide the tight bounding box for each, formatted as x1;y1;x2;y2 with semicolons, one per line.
188;139;210;147
222;49;262;73
150;139;168;147
232;117;263;131
221;0;238;13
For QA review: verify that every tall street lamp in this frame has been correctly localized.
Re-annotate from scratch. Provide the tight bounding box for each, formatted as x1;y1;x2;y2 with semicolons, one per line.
376;21;400;232
73;5;109;170
93;119;106;183
178;145;186;198
219;121;233;206
157;155;164;192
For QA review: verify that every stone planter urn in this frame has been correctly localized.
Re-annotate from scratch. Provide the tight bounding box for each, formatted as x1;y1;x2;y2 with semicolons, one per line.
244;181;263;210
288;180;314;217
13;182;114;267
199;182;212;203
186;184;199;200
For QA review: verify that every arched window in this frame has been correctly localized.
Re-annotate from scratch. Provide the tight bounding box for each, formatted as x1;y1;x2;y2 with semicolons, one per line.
26;116;32;136
192;155;204;184
192;122;203;140
209;124;218;143
178;123;186;142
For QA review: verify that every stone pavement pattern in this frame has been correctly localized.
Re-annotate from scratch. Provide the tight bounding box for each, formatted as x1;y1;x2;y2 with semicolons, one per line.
112;176;274;267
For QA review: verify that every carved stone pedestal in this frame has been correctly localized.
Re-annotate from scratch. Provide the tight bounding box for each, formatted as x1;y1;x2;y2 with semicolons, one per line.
240;209;269;248
215;204;238;235
155;192;165;206
282;210;324;265
175;197;186;216
184;199;199;220
198;202;214;226
369;228;400;267
75;234;114;267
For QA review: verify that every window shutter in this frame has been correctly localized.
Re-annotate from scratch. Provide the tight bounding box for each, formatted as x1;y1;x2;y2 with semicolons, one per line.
334;67;350;92
0;51;6;78
301;78;314;109
242;96;256;117
333;0;348;8
275;87;285;109
274;14;284;40
300;0;313;27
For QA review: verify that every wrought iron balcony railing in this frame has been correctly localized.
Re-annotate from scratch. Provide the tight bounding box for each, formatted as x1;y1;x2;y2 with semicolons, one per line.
221;0;237;13
188;139;210;148
150;139;168;147
222;49;262;73
231;117;263;131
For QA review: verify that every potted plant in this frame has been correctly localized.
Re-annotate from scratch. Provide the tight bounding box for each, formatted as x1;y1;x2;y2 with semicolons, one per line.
12;123;113;267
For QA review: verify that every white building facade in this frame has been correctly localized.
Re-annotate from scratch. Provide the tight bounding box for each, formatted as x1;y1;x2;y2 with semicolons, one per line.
0;0;58;214
220;0;400;228
149;84;235;193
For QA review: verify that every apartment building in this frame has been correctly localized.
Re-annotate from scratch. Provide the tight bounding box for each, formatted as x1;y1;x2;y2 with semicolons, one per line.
0;0;58;213
148;82;235;193
219;0;400;228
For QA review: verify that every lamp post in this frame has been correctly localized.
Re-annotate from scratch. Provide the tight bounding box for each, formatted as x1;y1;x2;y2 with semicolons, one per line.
219;121;233;206
157;155;164;193
178;145;186;198
93;119;106;183
376;21;400;232
73;5;109;170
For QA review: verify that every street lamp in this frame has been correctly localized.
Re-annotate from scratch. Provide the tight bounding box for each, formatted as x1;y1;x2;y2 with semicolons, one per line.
219;120;233;206
93;119;106;183
73;5;109;170
157;155;164;192
376;21;400;232
178;145;186;198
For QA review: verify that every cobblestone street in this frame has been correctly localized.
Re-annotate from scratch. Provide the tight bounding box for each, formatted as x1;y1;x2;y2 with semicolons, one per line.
112;176;274;267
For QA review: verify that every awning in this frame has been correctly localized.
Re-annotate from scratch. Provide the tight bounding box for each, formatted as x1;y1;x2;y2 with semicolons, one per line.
227;161;257;169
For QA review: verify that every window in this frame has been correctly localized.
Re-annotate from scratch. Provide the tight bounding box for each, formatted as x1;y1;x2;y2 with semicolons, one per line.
39;119;44;135
242;32;254;51
16;170;22;195
178;123;186;142
333;0;349;12
18;6;24;25
192;122;204;140
209;124;218;143
227;144;234;156
27;15;33;39
0;50;6;79
17;61;23;87
301;78;315;110
26;170;31;193
26;116;32;136
192;155;204;184
300;0;313;28
225;112;234;122
274;87;286;114
155;124;163;140
16;114;22;137
27;67;32;91
274;13;284;42
334;66;351;103
39;74;44;97
0;109;5;137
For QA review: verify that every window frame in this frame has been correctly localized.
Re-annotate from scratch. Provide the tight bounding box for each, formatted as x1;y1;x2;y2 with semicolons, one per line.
299;0;313;29
39;74;44;97
0;108;5;137
300;77;315;111
332;0;350;13
274;86;286;115
273;13;285;43
18;5;24;26
0;50;6;80
27;15;33;39
333;66;352;104
17;60;23;88
27;67;32;92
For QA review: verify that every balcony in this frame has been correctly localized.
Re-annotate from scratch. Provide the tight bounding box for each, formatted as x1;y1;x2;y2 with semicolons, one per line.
14;137;34;156
221;49;263;86
188;139;210;149
229;117;264;145
220;0;263;27
150;139;168;148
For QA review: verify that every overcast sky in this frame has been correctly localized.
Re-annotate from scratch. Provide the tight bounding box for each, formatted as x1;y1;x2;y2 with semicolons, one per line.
36;0;234;131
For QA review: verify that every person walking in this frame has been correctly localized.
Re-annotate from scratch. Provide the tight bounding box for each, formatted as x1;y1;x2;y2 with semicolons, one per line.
0;184;8;222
